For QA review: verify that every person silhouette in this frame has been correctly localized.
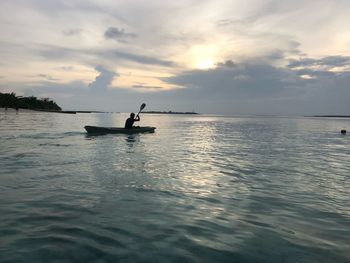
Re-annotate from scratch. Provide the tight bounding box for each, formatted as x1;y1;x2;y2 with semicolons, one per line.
125;113;140;129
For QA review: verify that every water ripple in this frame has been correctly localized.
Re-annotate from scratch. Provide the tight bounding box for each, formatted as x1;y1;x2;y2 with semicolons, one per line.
1;113;350;262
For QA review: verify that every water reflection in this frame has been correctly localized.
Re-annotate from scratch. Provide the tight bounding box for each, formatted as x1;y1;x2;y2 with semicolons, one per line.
126;134;136;143
1;113;350;262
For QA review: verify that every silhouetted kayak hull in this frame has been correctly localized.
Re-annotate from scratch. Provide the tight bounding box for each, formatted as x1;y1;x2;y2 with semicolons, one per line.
84;126;156;134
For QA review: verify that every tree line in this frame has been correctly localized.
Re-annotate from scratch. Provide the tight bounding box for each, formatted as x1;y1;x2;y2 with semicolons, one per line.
0;92;62;111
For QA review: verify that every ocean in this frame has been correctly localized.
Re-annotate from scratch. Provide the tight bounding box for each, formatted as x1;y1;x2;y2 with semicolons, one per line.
0;109;349;262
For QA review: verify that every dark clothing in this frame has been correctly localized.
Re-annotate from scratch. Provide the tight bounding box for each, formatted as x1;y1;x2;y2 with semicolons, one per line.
125;117;135;129
125;115;140;129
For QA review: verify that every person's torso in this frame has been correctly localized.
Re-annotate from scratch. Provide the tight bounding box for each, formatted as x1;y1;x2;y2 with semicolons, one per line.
125;118;134;129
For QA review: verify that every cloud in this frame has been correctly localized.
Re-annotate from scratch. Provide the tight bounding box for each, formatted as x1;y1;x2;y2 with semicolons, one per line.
3;56;350;115
288;56;350;68
294;68;337;78
36;74;60;81
114;51;175;67
132;84;163;89
161;57;350;114
57;66;74;71
104;27;136;42
164;61;299;99
287;55;350;79
37;45;79;60
88;66;118;93
63;29;82;36
216;60;236;68
35;44;175;67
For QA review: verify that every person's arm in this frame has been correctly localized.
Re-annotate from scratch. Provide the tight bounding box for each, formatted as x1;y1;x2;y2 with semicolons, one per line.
135;115;140;121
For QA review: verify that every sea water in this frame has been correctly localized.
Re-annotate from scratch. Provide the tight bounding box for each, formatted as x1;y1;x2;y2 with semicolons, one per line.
0;109;349;262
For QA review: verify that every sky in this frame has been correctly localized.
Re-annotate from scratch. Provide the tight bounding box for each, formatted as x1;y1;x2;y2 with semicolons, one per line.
1;0;350;115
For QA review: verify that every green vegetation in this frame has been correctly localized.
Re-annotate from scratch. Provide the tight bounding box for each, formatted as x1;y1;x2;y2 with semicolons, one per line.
0;92;61;111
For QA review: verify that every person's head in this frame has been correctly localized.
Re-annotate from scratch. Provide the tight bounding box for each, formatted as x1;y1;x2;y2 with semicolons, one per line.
130;113;135;118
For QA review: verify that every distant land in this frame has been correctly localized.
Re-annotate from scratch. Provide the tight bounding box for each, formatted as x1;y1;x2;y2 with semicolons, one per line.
0;92;61;111
29;109;108;114
143;111;198;115
0;92;113;114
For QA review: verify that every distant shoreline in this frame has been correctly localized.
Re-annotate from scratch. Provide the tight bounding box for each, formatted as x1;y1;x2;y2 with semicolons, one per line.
31;109;108;114
3;108;347;117
1;108;113;114
306;115;350;118
142;111;199;115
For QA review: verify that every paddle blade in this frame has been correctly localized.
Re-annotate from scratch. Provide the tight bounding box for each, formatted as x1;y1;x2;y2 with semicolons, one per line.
140;103;146;111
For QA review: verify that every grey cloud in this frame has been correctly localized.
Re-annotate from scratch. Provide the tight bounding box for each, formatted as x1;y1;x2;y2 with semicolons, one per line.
164;61;299;99
132;84;163;89
37;74;60;81
89;66;118;93
217;1;308;27
216;19;237;27
255;43;302;62
321;56;350;66
63;29;81;36
26;74;60;81
288;56;350;68
26;1;115;17
58;66;74;71
216;60;236;68
5;59;350;115
295;68;337;78
114;51;175;67
35;45;174;67
160;58;350;114
37;45;78;60
104;27;136;41
216;15;261;27
262;50;285;61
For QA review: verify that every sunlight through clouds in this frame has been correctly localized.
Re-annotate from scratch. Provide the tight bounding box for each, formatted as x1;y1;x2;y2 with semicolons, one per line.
1;0;350;114
187;45;219;70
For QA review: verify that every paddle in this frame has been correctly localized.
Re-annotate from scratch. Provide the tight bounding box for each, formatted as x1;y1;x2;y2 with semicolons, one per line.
136;103;146;118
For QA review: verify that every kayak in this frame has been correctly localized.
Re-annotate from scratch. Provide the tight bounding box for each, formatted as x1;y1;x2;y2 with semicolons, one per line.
85;126;156;134
84;125;156;134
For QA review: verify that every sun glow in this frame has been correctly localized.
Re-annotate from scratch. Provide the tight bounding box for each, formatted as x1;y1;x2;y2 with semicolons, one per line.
195;58;215;69
113;68;180;91
186;44;219;70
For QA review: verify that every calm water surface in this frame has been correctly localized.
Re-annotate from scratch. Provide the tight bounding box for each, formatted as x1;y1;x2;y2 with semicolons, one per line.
0;109;349;262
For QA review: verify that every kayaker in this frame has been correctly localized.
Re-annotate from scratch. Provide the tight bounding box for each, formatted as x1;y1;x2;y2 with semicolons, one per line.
125;113;140;129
